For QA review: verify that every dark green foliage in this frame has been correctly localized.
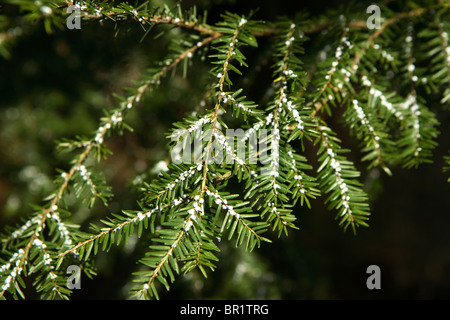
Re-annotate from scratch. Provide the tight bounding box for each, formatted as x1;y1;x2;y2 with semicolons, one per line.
0;0;448;300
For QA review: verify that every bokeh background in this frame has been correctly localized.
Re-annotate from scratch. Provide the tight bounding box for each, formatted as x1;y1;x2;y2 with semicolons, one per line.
1;0;449;299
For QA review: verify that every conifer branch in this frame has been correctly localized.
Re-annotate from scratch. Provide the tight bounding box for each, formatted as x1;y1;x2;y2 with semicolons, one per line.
1;0;449;300
0;17;218;298
350;6;431;70
314;123;370;232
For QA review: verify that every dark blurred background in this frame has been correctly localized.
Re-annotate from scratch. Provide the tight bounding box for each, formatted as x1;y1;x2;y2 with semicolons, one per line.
0;0;449;299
